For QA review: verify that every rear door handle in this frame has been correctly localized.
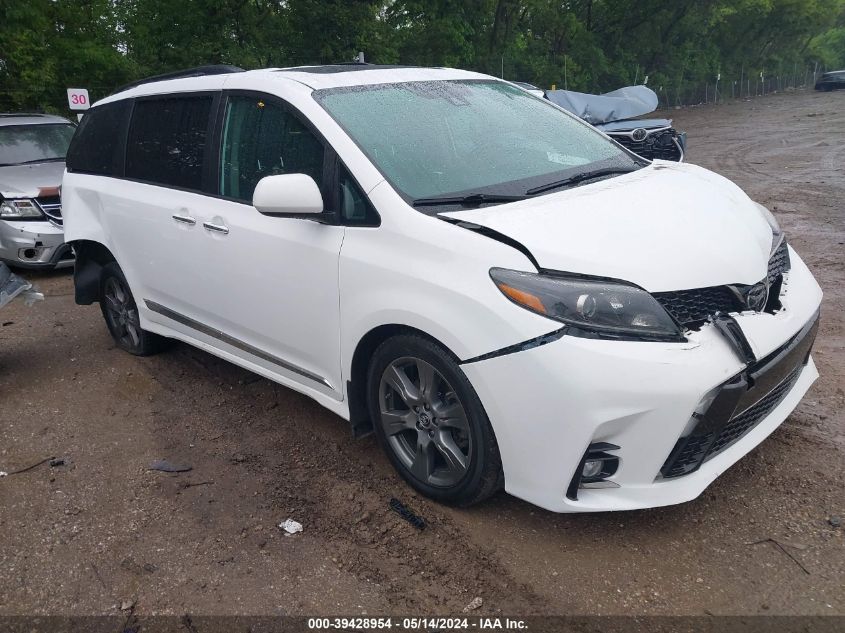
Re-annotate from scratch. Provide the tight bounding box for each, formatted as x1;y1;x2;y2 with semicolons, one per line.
172;214;196;226
202;222;229;235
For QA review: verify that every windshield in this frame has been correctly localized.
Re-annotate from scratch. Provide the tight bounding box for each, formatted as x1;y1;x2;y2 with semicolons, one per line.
0;123;76;166
314;80;638;207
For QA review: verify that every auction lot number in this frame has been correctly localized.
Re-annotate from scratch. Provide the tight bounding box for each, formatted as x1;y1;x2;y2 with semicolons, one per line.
308;617;527;630
307;618;471;630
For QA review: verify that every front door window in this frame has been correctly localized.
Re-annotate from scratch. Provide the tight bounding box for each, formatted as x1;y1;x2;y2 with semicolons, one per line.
220;96;325;203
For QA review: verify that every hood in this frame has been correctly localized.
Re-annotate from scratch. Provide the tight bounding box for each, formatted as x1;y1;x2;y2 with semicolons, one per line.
440;162;773;292
0;162;65;199
545;86;658;124
597;118;673;133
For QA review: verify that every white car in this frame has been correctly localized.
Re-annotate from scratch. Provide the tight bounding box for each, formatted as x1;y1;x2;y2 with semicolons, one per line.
62;64;822;513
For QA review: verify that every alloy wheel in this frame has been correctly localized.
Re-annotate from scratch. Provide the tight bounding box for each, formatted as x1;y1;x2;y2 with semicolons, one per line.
378;356;472;487
103;276;142;349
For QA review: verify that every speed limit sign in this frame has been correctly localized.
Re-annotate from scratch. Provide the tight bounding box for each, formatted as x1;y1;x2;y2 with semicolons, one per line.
67;88;90;111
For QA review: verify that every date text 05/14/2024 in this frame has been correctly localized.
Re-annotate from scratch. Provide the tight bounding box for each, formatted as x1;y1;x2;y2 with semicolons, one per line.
306;617;528;630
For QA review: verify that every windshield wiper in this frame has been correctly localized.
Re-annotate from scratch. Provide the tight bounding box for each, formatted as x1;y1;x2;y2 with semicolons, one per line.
412;193;527;208
525;167;639;196
411;167;640;207
16;157;65;165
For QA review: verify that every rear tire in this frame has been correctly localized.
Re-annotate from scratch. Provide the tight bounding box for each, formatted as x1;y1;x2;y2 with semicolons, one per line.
367;333;503;506
99;262;167;356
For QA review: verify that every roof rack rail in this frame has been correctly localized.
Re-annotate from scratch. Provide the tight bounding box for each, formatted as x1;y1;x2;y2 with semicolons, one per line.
0;113;51;118
112;64;245;95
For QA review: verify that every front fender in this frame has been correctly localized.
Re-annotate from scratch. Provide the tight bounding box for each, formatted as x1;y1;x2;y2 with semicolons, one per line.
339;184;558;382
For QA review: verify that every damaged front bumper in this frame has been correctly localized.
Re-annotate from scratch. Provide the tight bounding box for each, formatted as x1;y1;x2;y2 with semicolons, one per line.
0;219;73;269
461;249;822;513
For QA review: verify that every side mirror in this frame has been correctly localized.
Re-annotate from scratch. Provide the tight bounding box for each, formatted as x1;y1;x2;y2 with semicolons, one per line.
253;173;324;217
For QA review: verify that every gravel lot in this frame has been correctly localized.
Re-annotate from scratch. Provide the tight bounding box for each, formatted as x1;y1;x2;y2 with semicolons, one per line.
1;88;843;617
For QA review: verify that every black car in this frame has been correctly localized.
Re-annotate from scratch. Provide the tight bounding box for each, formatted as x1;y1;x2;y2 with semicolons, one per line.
815;70;845;91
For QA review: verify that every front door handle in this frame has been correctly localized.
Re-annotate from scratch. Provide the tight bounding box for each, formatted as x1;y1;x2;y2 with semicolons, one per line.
202;221;229;235
172;214;196;226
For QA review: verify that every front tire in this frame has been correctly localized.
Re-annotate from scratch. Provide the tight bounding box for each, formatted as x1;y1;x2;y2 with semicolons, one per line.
367;334;503;506
99;262;166;356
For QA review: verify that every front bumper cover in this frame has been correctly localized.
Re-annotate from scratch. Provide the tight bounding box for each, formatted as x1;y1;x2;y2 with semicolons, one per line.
660;311;818;479
0;220;73;269
462;247;822;512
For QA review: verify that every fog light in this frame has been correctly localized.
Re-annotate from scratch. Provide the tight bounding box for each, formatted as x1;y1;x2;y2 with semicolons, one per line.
567;442;621;500
582;459;604;479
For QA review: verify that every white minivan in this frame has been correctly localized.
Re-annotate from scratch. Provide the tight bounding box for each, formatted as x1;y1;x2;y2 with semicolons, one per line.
63;64;821;513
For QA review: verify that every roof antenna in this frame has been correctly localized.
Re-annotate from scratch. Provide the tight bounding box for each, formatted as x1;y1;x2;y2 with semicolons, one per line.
354;51;366;64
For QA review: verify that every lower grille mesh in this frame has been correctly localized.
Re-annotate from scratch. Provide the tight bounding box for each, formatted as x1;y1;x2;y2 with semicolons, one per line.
661;366;803;478
706;367;801;456
661;433;712;479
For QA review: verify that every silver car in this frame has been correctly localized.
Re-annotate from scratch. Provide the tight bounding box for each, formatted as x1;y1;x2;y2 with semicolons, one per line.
0;113;76;269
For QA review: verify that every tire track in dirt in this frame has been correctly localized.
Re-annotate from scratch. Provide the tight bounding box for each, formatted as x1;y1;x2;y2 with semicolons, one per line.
146;346;549;614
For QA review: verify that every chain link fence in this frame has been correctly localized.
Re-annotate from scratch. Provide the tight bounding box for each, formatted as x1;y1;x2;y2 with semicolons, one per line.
652;65;830;110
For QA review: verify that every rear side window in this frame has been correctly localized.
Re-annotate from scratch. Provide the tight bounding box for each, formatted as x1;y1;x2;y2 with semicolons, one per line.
66;101;131;176
220;95;324;203
126;95;213;190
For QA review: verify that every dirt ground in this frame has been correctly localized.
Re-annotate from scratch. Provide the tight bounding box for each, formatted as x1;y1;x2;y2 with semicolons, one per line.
1;88;843;618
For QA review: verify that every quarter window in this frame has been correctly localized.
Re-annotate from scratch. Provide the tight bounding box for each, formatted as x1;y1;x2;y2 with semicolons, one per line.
66;101;131;176
126;95;213;190
338;164;378;225
220;96;324;203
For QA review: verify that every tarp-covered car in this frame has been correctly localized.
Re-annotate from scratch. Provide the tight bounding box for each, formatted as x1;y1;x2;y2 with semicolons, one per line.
545;85;686;162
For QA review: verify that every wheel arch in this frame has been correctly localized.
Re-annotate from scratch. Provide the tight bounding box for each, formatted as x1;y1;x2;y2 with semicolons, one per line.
346;323;460;438
69;239;117;304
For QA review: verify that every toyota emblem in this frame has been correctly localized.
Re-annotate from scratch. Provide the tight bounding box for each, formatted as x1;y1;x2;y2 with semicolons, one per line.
744;281;769;312
631;128;648;142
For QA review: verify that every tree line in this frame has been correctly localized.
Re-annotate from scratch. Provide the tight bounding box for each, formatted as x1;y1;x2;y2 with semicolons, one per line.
1;0;844;113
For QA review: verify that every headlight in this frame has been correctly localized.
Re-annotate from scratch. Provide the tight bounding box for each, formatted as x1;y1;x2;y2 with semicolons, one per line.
0;199;44;220
490;268;685;341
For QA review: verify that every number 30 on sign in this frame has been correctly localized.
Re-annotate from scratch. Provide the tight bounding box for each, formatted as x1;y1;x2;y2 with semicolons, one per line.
67;88;90;111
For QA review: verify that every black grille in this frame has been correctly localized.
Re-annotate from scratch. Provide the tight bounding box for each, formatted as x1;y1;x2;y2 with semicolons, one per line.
660;312;817;480
661;366;802;478
36;195;62;227
654;241;791;329
707;367;801;455
768;239;790;285
661;431;712;478
610;128;683;161
654;285;743;329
